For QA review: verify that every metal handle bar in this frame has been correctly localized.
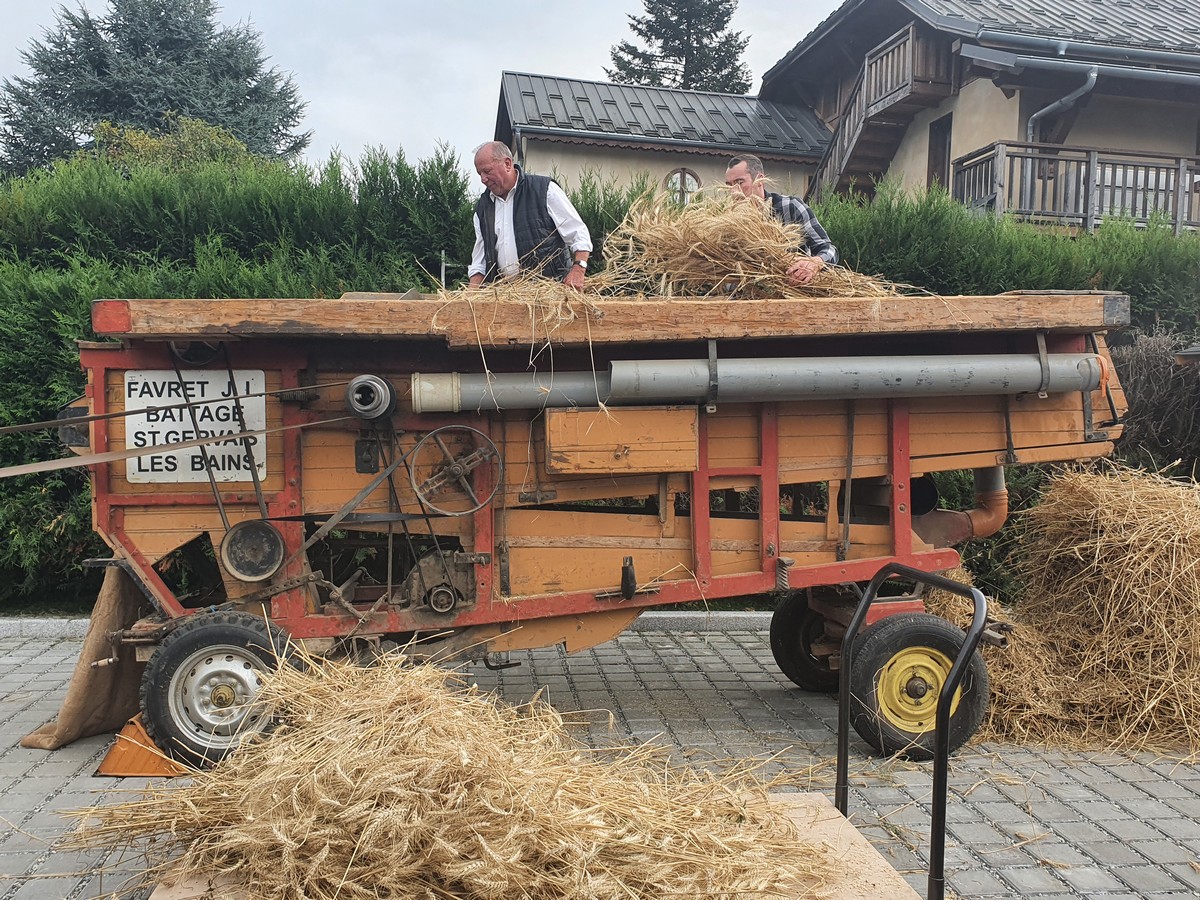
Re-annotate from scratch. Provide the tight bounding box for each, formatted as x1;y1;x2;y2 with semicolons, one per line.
835;562;988;900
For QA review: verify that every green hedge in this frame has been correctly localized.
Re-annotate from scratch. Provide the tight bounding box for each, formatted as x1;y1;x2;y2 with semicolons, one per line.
819;183;1200;330
2;158;1199;607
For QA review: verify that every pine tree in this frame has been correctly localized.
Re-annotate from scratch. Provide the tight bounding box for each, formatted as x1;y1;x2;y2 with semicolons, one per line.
0;0;309;174
606;0;752;93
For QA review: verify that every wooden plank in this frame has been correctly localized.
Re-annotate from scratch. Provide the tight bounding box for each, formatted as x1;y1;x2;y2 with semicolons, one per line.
94;291;1128;346
545;406;698;474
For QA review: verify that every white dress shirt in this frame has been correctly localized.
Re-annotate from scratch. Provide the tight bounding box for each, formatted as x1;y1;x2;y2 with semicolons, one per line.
468;174;593;279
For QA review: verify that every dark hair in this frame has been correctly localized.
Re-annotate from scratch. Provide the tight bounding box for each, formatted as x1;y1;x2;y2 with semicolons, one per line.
727;154;764;178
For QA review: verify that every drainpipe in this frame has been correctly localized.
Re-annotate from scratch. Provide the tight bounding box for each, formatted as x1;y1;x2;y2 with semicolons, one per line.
1022;66;1098;213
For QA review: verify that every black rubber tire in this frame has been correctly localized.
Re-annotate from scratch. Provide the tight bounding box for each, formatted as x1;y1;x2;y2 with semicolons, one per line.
140;611;291;767
848;612;989;761
770;592;840;693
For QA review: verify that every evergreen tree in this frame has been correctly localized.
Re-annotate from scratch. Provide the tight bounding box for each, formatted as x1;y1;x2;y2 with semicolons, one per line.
606;0;752;93
0;0;309;174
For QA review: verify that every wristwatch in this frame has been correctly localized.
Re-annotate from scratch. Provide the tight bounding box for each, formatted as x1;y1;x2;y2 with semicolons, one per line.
573;258;588;269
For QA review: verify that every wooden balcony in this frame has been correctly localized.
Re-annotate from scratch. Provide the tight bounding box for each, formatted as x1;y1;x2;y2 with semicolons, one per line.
954;142;1200;233
809;23;953;201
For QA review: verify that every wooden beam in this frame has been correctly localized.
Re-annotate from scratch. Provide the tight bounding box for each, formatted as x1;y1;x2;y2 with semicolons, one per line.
91;291;1129;347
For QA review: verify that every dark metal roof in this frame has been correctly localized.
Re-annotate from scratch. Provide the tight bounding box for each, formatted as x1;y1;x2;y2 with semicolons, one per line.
911;0;1200;53
764;0;1200;88
497;71;830;159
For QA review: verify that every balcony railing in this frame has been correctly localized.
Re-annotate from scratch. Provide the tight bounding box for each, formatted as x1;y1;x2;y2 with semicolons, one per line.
953;142;1200;233
810;23;953;201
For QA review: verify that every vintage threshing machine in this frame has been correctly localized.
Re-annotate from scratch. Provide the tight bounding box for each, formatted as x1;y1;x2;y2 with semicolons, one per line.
73;289;1125;764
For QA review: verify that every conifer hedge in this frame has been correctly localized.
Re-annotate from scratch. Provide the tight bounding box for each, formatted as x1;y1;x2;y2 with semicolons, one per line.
2;148;1199;607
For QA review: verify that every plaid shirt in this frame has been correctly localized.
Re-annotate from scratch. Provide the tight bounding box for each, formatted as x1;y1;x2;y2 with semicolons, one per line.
765;191;839;265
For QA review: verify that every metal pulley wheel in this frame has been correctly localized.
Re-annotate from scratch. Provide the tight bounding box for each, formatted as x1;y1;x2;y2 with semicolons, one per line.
219;519;287;583
408;425;501;516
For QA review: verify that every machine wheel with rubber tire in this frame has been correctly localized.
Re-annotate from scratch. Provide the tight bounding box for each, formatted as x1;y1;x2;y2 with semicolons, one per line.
770;591;840;692
848;612;988;761
140;611;292;767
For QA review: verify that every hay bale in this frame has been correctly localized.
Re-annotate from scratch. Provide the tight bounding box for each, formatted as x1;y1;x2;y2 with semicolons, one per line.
1007;465;1200;751
71;655;837;899
591;191;899;300
927;467;1200;752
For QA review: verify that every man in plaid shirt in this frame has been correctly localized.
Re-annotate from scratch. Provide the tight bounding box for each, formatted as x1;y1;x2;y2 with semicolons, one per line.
725;153;838;286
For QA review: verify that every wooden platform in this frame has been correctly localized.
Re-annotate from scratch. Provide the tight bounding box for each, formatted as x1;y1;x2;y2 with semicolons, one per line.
147;791;919;899
91;290;1129;347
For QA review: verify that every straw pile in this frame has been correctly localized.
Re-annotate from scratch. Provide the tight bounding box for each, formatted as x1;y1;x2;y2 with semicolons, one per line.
71;654;836;899
446;190;903;308
928;467;1200;753
590;191;900;299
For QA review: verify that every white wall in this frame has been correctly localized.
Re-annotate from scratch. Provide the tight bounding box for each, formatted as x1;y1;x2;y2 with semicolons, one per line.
1064;96;1198;156
888;79;1020;189
519;139;817;198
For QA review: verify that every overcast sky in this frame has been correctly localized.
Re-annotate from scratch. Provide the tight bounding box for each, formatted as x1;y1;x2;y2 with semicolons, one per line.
2;0;844;172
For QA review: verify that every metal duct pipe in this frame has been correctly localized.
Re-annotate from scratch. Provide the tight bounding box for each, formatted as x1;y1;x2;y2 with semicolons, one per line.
913;466;1010;547
412;371;612;413
606;354;1104;403
412;354;1104;412
967;466;1009;539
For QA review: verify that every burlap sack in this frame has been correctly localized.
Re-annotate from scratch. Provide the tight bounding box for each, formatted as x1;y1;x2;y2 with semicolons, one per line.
20;566;147;750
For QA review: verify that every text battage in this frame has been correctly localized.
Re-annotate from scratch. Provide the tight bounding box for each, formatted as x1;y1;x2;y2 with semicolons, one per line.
124;370;267;483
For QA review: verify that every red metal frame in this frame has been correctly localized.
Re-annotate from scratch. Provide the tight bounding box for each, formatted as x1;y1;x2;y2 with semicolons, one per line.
87;348;959;641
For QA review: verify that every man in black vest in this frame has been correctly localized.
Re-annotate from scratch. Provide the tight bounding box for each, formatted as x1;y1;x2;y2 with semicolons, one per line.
467;142;592;289
725;153;838;287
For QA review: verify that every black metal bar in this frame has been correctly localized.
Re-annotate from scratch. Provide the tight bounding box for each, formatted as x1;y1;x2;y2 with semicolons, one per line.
220;345;269;519
171;355;230;531
835;562;988;900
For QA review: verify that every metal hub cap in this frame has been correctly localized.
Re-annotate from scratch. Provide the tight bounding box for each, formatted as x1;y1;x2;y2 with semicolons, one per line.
876;646;961;733
169;644;268;750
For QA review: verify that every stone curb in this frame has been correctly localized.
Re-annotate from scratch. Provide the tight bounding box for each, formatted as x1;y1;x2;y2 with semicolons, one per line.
0;610;772;641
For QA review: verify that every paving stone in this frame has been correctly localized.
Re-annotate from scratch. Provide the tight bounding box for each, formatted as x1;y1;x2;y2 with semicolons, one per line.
1112;863;1189;893
997;864;1070;894
5;627;1200;899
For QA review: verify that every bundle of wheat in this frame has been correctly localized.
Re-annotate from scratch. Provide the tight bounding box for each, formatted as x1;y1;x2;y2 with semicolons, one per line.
589;191;899;300
447;191;901;303
928;467;1200;752
71;654;836;899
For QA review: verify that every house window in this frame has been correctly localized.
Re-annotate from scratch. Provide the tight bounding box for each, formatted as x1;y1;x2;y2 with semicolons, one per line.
927;113;953;189
665;168;701;204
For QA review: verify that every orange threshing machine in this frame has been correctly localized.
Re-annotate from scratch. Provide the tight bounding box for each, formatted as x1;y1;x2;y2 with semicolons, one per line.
70;290;1125;765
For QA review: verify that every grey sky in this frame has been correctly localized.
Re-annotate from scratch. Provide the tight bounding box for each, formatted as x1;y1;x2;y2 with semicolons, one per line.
2;0;842;172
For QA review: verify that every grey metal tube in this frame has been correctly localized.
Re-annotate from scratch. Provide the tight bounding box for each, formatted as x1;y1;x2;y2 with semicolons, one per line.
1026;67;1097;143
412;354;1103;412
976;30;1200;71
965;44;1200;88
412;371;611;413
973;466;1006;494
607;354;1105;402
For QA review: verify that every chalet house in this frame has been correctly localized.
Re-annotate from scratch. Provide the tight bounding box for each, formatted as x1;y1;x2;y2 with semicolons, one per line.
761;0;1200;231
491;71;830;200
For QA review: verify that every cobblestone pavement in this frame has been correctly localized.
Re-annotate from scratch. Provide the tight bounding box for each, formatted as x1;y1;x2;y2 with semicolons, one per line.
3;626;1200;899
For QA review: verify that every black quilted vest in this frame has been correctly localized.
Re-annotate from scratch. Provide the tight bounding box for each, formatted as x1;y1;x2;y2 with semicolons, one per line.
474;168;569;282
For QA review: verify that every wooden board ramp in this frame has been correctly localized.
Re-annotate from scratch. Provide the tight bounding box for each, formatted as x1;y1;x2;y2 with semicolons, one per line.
146;792;920;900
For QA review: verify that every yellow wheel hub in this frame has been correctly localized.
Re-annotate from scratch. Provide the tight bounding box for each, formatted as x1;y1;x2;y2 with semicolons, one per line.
876;646;960;733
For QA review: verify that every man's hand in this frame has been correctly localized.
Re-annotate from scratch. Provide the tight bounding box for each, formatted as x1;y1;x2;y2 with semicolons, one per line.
563;264;586;291
467;273;485;290
785;255;824;286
